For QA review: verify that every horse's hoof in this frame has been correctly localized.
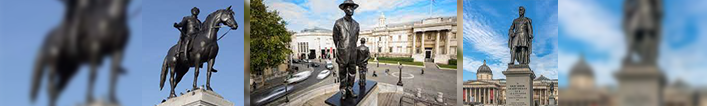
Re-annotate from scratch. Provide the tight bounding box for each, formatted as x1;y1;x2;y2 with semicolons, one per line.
206;86;214;91
109;96;119;104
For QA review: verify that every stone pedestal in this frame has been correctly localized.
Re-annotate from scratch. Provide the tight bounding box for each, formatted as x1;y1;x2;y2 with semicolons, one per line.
548;95;556;106
325;80;379;106
614;64;665;106
83;99;120;106
502;64;535;106
157;89;234;106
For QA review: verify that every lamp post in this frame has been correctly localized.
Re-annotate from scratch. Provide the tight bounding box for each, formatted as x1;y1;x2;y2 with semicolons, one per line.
396;62;404;86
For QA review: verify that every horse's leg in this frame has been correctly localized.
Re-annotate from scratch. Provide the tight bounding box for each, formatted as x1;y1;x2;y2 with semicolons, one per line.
169;65;177;98
192;54;201;90
109;49;124;102
206;58;215;91
47;63;58;106
87;50;99;102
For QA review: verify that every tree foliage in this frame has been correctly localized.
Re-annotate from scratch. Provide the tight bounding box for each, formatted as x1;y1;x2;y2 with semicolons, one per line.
250;0;292;73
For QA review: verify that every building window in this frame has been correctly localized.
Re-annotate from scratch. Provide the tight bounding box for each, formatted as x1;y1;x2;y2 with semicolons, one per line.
427;33;432;39
389;47;393;53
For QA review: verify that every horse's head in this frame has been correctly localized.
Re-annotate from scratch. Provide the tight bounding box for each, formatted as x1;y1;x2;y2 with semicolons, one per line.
218;6;238;30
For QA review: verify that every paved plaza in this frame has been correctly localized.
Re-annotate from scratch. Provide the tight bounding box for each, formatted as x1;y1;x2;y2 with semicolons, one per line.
251;60;457;105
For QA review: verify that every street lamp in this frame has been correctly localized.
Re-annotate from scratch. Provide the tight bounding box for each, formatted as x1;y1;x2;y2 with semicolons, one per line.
396;62;404;86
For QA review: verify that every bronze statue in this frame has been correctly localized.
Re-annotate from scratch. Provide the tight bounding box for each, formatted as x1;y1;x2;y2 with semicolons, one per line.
357;38;370;87
174;7;203;62
623;0;662;65
159;6;238;99
508;6;533;65
333;0;360;100
31;0;132;105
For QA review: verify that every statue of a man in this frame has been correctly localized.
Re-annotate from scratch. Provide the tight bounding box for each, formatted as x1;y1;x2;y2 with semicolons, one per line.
333;0;359;100
174;7;202;62
623;0;662;65
357;38;370;87
508;6;533;65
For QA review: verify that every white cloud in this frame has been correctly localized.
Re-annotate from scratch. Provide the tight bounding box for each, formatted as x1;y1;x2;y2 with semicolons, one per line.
559;0;625;85
352;0;427;13
266;0;454;32
464;0;558;79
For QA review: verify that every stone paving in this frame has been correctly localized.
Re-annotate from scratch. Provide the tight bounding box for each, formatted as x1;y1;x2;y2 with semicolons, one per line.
252;60;458;105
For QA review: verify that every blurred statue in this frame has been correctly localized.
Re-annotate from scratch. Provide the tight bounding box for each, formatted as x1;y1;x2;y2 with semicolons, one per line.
159;6;238;99
623;0;662;65
174;7;203;62
31;0;132;105
333;0;360;100
508;6;533;65
357;38;370;87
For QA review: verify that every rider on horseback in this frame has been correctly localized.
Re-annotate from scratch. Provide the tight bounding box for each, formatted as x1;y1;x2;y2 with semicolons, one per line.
174;7;202;62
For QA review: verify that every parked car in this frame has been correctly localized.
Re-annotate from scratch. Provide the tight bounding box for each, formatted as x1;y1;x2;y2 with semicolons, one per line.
253;85;294;106
325;60;334;69
310;63;320;67
317;70;331;79
285;71;312;84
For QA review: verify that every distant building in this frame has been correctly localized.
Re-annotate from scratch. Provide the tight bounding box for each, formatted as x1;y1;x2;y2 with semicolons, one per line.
361;14;458;64
462;60;559;105
558;55;706;106
291;27;335;60
289;14;458;64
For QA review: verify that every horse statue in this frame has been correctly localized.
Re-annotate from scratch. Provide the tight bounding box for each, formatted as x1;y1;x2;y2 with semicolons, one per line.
30;0;131;105
159;6;238;99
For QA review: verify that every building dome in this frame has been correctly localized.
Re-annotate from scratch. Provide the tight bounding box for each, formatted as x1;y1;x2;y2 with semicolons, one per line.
535;75;550;81
570;55;593;78
477;60;492;74
569;54;596;89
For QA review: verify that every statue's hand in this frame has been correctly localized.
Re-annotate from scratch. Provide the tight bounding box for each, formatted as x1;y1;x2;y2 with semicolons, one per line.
173;23;179;28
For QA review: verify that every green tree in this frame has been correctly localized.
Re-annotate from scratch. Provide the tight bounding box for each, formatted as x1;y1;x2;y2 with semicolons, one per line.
250;0;292;85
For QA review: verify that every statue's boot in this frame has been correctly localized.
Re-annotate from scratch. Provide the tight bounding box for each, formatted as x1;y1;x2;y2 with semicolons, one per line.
168;92;177;99
340;89;347;100
348;88;357;98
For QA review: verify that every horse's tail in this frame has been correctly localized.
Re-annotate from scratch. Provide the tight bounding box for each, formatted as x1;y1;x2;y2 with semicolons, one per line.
30;50;46;102
159;57;168;90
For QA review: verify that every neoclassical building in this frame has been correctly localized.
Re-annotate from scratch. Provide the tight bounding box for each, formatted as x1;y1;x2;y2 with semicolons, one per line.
559;55;705;106
289;14;458;64
290;27;335;60
462;60;558;105
361;14;458;64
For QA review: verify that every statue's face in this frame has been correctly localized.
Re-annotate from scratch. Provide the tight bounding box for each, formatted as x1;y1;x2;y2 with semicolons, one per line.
344;5;355;16
519;7;525;16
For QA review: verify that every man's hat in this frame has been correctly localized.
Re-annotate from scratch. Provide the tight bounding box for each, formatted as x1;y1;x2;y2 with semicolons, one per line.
339;0;358;10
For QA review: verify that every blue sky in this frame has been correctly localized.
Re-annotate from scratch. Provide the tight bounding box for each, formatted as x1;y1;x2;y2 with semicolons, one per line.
462;0;559;82
141;0;244;105
0;0;244;105
558;0;707;87
0;0;143;105
264;0;457;32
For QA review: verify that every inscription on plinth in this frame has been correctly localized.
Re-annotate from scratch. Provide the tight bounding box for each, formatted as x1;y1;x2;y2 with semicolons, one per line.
503;65;535;106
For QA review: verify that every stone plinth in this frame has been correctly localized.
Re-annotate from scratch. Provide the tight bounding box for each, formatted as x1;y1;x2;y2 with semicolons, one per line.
502;64;535;106
325;80;379;106
614;64;665;106
158;89;234;106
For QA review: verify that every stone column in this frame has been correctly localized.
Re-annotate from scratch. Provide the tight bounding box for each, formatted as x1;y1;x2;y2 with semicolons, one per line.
446;31;451;54
435;31;440;55
412;33;417;54
421;32;425;52
476;88;479;103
